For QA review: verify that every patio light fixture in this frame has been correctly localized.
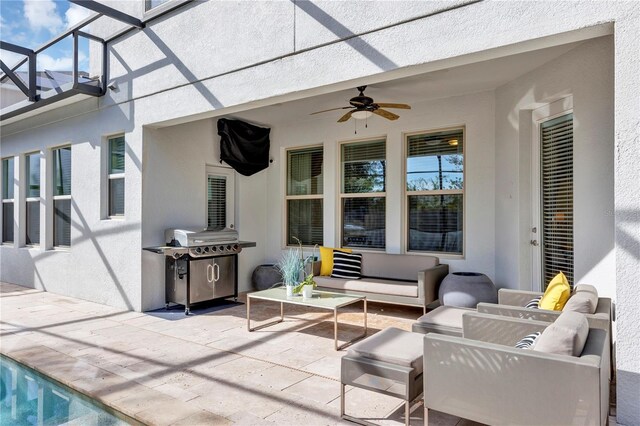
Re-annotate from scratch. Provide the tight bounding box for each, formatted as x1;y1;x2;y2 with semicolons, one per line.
351;110;374;120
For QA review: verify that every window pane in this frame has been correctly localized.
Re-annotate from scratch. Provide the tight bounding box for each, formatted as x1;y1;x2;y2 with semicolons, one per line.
287;147;323;196
207;176;226;229
408;194;462;253
2;202;13;243
342;197;385;249
54;199;71;247
342;140;385;193
2;158;14;199
146;0;170;10
109;136;125;174
109;178;125;217
53;147;71;196
26;200;40;245
407;130;463;191
287;199;323;246
26;154;40;198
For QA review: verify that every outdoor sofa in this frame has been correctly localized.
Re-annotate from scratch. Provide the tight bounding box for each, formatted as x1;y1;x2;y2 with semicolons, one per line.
424;311;610;425
312;252;448;313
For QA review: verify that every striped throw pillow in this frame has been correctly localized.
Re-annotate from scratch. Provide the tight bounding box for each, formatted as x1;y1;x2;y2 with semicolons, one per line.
524;296;541;309
331;251;362;279
515;332;541;349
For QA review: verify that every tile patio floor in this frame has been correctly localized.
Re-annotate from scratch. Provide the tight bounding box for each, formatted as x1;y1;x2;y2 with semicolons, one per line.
0;282;616;425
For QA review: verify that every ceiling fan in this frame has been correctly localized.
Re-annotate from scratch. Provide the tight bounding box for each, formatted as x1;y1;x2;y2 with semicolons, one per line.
310;86;411;122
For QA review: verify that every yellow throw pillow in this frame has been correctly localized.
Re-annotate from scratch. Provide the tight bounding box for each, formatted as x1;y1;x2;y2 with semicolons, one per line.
539;272;571;311
319;246;352;276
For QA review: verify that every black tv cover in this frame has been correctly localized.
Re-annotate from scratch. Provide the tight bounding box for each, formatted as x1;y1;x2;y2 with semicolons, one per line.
217;118;271;176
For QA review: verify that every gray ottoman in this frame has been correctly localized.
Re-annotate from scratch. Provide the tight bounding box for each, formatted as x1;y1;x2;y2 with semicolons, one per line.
438;272;497;308
341;327;423;426
412;305;474;336
251;264;282;290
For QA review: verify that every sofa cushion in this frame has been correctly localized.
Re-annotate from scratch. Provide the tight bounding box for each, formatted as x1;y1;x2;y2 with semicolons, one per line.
574;283;598;297
319;246;352;276
534;311;589;357
417;306;473;330
314;276;418;298
361;252;439;281
349;327;423;373
563;292;598;314
331;251;362;279
539;271;571;311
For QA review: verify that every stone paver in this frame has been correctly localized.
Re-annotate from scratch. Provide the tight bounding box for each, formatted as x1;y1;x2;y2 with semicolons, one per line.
0;281;531;425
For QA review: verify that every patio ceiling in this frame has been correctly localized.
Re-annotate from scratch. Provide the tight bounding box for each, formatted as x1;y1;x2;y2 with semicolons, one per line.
229;40;583;127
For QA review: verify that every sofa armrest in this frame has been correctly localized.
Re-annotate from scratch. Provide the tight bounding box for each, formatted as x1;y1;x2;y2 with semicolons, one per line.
424;333;604;426
461;312;549;346
477;303;611;331
498;288;543;306
418;263;448;305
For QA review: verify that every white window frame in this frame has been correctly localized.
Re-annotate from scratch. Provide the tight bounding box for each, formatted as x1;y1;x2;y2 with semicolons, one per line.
403;126;465;257
205;165;235;229
52;145;71;249
283;144;324;248
107;135;125;219
24;152;41;247
1;156;15;245
338;137;387;251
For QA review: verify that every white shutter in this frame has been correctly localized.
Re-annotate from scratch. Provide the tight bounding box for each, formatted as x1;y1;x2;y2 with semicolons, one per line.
540;113;574;287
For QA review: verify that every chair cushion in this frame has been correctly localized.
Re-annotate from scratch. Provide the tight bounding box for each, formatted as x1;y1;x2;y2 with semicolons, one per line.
563;292;598;314
534;311;589;356
539;272;571;310
331;251;362;279
417;306;474;330
314;276;418;297
319;246;352;276
349;327;423;373
360;252;439;281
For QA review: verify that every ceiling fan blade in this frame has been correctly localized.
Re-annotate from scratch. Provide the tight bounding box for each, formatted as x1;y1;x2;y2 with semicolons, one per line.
310;106;352;115
338;110;355;122
373;109;399;120
375;103;411;109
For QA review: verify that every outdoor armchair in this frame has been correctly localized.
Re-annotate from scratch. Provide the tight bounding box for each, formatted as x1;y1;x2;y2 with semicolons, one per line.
423;312;610;426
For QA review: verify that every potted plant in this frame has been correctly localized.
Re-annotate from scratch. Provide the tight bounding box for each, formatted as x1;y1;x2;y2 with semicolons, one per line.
276;247;302;297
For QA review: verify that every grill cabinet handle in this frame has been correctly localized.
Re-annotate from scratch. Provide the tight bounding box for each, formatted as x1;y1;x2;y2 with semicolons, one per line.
214;263;220;282
207;264;214;283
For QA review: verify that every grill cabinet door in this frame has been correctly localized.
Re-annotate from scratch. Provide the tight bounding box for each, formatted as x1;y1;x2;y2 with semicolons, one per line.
213;255;236;299
189;258;216;303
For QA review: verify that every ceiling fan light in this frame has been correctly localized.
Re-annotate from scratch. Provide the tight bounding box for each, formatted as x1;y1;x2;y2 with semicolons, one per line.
351;110;373;120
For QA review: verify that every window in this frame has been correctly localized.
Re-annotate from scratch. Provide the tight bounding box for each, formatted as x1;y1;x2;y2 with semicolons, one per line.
145;0;170;11
340;140;385;249
207;166;235;229
285;146;323;246
2;157;14;244
108;136;125;217
53;146;71;247
25;153;41;245
406;129;464;254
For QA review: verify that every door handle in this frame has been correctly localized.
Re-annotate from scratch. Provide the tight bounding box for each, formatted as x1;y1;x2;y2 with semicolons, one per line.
207;264;214;283
214;263;220;282
530;240;539;246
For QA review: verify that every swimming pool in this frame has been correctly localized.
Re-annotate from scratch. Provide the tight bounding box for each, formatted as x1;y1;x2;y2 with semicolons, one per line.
0;355;138;425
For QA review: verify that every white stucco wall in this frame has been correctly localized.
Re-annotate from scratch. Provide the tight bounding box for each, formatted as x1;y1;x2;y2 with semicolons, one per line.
494;36;615;298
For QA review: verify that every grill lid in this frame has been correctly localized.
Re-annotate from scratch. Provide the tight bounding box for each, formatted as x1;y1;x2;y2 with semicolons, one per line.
165;227;239;247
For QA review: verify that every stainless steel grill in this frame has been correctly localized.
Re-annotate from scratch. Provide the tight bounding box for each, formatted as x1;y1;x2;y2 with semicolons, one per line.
144;227;255;314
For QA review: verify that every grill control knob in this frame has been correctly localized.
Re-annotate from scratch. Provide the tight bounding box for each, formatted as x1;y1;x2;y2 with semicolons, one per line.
195;247;202;254
226;245;231;251
233;244;239;251
203;247;209;253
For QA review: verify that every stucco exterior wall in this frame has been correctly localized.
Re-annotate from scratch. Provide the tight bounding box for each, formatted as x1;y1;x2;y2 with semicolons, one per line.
494;36;615;298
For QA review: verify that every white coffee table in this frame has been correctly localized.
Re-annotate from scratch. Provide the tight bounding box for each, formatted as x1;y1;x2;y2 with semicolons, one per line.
246;287;367;350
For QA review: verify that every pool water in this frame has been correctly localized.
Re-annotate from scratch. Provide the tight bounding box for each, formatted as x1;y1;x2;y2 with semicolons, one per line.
0;355;136;425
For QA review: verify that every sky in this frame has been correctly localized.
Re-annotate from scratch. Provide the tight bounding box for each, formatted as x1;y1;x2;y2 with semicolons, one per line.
1;0;91;72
